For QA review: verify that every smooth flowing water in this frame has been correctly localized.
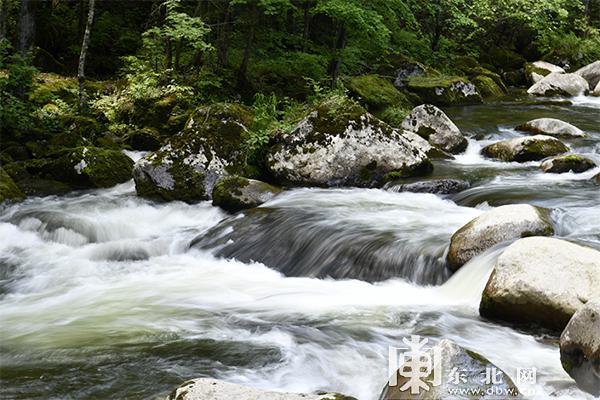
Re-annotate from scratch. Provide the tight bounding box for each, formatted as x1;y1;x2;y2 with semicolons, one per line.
1;95;599;399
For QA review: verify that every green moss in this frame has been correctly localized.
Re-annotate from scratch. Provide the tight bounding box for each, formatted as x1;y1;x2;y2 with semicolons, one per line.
524;62;553;79
376;105;411;128
30;74;78;105
407;75;482;105
311;95;368;138
0;167;25;203
542;154;596;173
473;75;505;98
346;74;410;110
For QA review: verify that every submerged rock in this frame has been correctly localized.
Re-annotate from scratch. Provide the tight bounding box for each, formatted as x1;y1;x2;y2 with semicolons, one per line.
575;60;600;89
400;104;468;154
134;103;252;202
527;72;589;96
482;135;569;162
406;75;482;106
540;154;596;174
380;339;520;400
167;378;357;400
525;61;565;83
385;178;470;195
212;175;281;212
516;118;586;138
560;300;600;396
480;237;600;331
266;96;433;188
0;167;25;203
447;204;553;271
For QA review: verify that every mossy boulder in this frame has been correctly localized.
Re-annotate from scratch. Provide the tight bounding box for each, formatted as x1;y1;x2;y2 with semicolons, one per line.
133;103;253;203
346;74;411;111
30;73;78;105
0;167;25;203
482;47;527;71
377;54;428;88
472;75;505;98
525;61;565;83
124;127;162;151
406;75;482;106
212;175;281;212
516;118;586;138
482;135;569;162
266;95;433;188
540;154;596;174
527;73;590;96
400;104;467;154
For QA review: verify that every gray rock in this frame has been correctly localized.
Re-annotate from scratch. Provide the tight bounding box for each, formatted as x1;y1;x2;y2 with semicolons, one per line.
482;135;569;162
525;61;565;83
527;72;589;96
594;173;600;184
560;300;600;396
266;96;433;188
380;339;520;400
540;154;596;174
516;118;586;138
447;204;553;271
594;81;600;97
212;176;282;212
480;237;600;330
401;104;468;154
385;178;470;194
167;378;357;400
575;60;600;89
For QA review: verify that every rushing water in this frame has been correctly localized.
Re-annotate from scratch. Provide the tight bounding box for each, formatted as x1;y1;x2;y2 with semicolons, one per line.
0;95;599;400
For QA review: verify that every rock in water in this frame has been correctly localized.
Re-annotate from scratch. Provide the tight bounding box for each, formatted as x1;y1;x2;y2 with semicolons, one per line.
560;300;600;396
166;378;357;400
0;167;25;203
407;75;482;105
516;118;586;138
212;175;281;212
482;135;569;162
134;103;252;202
480;237;600;331
447;204;553;271
401;104;468;154
384;178;470;194
594;81;600;97
266;95;433;188
540;154;596;174
380;339;520;400
527;72;589;96
525;61;565;83
575;60;600;89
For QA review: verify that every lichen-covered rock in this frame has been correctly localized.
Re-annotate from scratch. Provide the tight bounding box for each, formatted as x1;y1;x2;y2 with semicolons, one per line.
407;75;482;106
378;54;427;88
480;237;600;331
527;73;590;96
166;378;357;400
385;178;470;194
540;154;596;174
482;135;569;162
212;175;281;212
525;61;565;83
400;104;467;154
124;127;161;151
473;75;505;98
447;204;553;271
560;300;600;396
0;167;25;203
380;339;520;400
346;74;411;110
134;103;252;202
516;118;586;138
575;60;600;89
266;96;433;188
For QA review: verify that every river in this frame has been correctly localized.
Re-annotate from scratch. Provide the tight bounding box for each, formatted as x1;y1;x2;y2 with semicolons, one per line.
1;95;599;399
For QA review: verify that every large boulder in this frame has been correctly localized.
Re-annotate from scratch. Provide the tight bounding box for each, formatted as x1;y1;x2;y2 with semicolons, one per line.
167;378;356;400
133;103;252;203
406;76;482;106
266;96;433;188
212;175;281;213
575;60;600;89
447;204;553;271
472;75;505;98
482;135;569;162
527;73;589;96
516;118;586;138
400;104;468;154
525;61;565;83
385;178;470;195
380;339;520;400
480;237;600;331
378;54;427;88
346;74;411;111
560;300;600;396
540;154;596;174
0;167;25;203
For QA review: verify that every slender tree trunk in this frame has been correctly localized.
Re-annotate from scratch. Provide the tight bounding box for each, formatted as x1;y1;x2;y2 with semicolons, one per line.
0;0;8;43
17;0;35;57
78;0;95;114
329;23;347;88
302;1;311;52
166;39;173;70
237;3;257;89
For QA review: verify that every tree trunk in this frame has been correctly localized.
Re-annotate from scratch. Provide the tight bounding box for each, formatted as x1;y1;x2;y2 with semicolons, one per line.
0;0;8;43
302;1;311;52
237;3;257;89
78;0;95;114
17;0;35;57
329;23;347;88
